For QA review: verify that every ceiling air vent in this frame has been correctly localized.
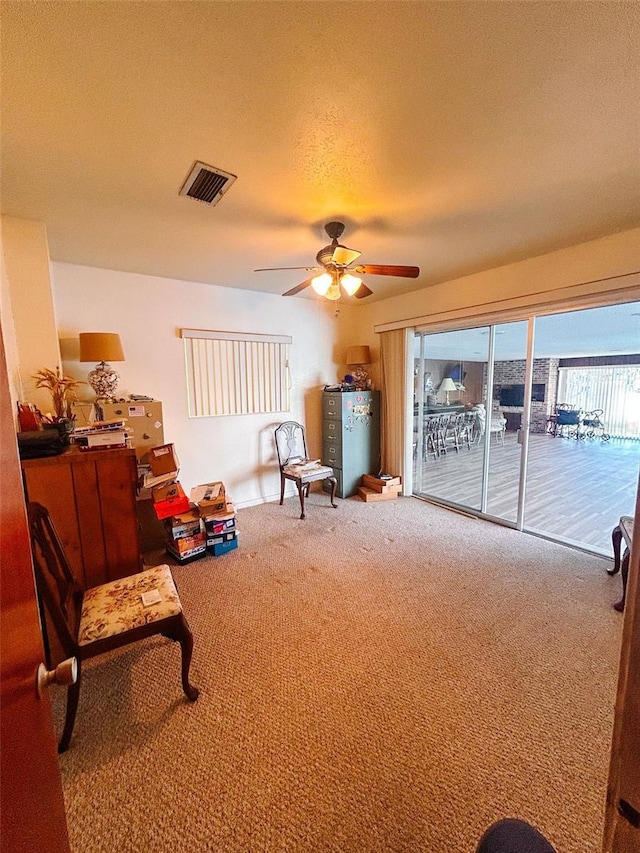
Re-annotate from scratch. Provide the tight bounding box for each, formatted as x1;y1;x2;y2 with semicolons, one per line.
179;161;237;206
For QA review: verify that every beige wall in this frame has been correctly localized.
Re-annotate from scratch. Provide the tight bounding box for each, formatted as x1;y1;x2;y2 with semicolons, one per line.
353;227;640;382
52;262;357;507
1;216;60;414
0;221;22;425
6;217;639;506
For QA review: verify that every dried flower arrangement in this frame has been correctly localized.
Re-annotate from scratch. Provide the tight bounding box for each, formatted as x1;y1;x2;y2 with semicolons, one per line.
32;367;85;422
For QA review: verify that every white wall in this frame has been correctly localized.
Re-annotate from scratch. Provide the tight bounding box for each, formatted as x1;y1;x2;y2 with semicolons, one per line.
52;263;357;507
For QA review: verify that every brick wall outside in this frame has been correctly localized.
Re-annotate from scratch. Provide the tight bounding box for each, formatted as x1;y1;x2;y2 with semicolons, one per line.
492;358;560;433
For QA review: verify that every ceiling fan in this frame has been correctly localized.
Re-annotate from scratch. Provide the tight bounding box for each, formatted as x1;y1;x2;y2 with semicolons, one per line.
254;221;420;300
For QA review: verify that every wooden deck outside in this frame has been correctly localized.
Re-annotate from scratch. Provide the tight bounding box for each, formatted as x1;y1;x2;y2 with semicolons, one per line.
414;431;640;554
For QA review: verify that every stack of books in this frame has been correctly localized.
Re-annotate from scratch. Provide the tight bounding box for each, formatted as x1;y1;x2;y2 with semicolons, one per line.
71;419;130;451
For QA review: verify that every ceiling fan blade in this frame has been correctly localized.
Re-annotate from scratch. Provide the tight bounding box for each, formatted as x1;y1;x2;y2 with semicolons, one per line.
355;264;420;278
282;277;314;297
354;283;374;299
254;266;317;272
331;246;362;266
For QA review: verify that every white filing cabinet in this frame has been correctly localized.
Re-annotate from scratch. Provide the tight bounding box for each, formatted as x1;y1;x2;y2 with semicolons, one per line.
98;400;165;460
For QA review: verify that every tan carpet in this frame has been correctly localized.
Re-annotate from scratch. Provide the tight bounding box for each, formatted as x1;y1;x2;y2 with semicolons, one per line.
55;495;622;853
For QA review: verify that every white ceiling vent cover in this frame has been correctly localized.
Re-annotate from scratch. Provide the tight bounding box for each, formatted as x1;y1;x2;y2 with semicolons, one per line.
179;161;237;206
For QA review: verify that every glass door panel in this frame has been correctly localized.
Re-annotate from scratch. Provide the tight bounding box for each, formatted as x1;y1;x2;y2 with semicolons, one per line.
524;302;640;552
413;321;529;524
484;320;529;522
413;326;489;513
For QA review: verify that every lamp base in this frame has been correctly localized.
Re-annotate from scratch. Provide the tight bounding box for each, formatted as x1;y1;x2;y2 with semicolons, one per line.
87;361;120;400
350;365;369;391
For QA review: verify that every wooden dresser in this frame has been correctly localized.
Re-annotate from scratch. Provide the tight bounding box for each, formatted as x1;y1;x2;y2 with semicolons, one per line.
21;446;142;589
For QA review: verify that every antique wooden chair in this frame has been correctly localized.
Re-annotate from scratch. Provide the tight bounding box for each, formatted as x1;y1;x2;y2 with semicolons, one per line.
610;514;634;613
274;421;337;519
27;502;199;752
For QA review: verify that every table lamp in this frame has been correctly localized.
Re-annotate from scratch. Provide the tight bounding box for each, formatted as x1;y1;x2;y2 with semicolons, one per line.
346;345;372;391
79;332;125;400
438;377;457;405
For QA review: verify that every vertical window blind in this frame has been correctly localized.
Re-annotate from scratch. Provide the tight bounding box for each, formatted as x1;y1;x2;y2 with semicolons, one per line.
557;365;640;439
181;329;291;417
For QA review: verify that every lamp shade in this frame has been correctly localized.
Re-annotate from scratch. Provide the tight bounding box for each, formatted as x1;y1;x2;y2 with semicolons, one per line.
438;377;457;393
346;345;371;365
79;333;125;363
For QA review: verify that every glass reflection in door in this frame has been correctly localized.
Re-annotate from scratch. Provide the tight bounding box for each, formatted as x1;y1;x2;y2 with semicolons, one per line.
413;327;488;512
413;321;528;523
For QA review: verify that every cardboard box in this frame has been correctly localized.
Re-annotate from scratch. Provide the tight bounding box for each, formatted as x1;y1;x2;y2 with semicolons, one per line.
148;443;180;477
152;479;182;503
361;474;401;493
206;530;236;548
153;491;190;520
209;535;238;557
190;481;226;514
357;485;400;503
166;532;206;555
165;542;206;563
163;509;202;540
203;506;236;534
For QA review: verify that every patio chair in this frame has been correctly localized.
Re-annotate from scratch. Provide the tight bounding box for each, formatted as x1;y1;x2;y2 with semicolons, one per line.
581;409;610;441
423;413;441;459
555;405;581;439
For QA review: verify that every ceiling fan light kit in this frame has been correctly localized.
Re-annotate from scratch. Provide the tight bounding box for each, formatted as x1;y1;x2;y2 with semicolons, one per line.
311;272;333;296
255;221;419;301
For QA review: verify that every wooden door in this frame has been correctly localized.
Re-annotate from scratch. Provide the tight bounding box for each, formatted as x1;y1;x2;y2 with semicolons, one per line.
602;474;640;852
0;325;70;852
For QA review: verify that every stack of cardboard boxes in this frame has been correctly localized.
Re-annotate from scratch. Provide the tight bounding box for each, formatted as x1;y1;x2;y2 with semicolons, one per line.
164;508;206;563
190;482;238;557
142;443;238;563
357;473;402;502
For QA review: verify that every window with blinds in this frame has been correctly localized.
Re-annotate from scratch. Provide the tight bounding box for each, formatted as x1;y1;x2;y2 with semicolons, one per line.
181;329;291;417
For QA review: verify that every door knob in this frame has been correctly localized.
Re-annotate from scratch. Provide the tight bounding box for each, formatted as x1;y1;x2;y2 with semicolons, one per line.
37;657;78;696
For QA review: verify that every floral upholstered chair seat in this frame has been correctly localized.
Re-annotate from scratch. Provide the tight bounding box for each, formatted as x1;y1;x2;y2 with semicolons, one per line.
78;564;183;645
282;461;334;480
28;502;199;752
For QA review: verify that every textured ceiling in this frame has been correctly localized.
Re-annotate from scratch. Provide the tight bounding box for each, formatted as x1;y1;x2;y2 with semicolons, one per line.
1;1;639;303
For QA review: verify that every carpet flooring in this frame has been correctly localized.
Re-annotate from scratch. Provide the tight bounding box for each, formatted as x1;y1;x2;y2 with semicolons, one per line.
55;494;623;853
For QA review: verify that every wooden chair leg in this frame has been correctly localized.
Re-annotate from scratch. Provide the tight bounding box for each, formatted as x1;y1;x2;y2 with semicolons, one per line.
613;550;630;613
297;481;306;519
610;524;622;575
59;660;81;753
328;476;338;508
163;615;200;701
279;473;286;505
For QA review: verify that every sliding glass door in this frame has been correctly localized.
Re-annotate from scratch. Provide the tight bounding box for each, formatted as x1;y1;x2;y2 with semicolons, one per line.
413;320;528;524
412;300;640;555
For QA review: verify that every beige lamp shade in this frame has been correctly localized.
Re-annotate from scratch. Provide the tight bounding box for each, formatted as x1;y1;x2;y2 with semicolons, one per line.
438;377;457;393
79;333;125;363
346;345;371;365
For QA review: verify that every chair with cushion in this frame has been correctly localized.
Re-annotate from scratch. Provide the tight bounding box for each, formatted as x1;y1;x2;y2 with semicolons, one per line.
28;502;199;752
274;421;338;519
